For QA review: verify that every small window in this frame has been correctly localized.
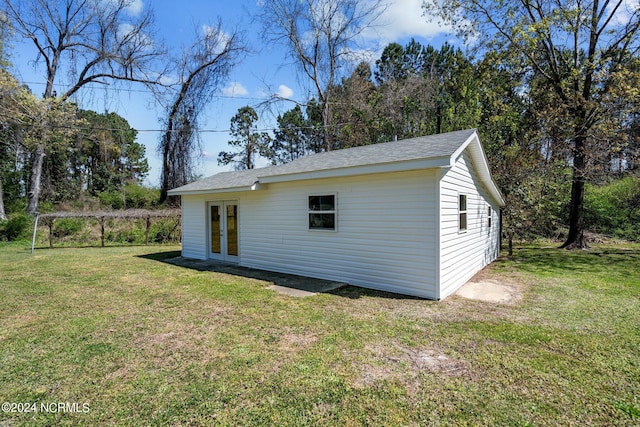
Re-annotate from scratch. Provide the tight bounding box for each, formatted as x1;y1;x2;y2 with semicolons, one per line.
309;195;336;230
459;194;467;231
487;206;492;228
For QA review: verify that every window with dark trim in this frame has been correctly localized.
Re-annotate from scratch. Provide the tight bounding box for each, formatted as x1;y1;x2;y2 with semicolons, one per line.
309;195;336;230
459;194;467;231
487;206;492;228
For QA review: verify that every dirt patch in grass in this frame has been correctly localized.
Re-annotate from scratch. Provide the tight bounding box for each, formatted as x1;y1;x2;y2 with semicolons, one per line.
249;327;320;377
355;363;396;386
129;305;232;370
278;329;318;352
353;343;471;387
394;347;468;374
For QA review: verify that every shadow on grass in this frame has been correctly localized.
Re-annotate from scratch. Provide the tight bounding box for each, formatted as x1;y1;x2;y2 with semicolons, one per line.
138;250;182;262
32;244;180;251
327;285;425;300
138;251;424;300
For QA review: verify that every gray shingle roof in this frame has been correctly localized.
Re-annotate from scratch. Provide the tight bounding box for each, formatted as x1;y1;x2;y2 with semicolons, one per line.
267;128;476;177
169;128;477;194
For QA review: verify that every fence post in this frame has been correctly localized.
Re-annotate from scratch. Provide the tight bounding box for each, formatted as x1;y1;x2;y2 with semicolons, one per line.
145;215;151;245
508;229;514;256
49;219;54;248
100;216;105;247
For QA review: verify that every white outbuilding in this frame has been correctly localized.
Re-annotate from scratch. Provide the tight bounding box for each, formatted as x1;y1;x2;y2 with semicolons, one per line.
168;128;505;300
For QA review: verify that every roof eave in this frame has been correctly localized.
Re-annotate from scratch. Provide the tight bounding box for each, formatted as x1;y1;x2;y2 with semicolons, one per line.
168;182;263;196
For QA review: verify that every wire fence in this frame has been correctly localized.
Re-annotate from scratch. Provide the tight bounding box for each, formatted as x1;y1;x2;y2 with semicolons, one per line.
35;209;181;249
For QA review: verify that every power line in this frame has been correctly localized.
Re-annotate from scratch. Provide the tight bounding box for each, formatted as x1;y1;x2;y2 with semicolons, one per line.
18;79;271;102
15;79;374;108
4;122;350;134
20;80;158;95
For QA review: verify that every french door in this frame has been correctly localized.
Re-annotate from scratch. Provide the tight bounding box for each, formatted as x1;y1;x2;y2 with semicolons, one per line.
209;201;238;262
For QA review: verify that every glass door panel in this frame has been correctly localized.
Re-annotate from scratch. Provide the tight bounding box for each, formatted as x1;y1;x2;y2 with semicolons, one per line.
226;204;238;257
210;205;221;255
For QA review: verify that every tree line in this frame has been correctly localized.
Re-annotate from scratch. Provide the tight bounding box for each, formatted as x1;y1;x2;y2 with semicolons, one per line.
218;42;483;168
1;0;638;247
219;39;639;242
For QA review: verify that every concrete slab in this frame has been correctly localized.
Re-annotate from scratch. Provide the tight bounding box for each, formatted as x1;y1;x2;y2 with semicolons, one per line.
455;279;519;304
163;256;346;297
267;284;318;297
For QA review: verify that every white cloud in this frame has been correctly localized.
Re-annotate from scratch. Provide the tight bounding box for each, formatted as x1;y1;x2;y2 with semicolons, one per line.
276;84;294;98
101;0;143;15
202;24;215;37
202;24;230;41
222;82;248;97
363;0;451;44
117;23;153;49
607;0;640;25
201;25;233;55
124;0;144;16
159;74;178;86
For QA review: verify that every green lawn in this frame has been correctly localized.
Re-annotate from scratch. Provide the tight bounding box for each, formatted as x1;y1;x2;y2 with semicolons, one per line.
0;243;638;426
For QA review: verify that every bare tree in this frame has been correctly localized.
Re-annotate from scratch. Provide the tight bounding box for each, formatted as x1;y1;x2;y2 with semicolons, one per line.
158;21;246;204
257;0;384;152
2;0;167;214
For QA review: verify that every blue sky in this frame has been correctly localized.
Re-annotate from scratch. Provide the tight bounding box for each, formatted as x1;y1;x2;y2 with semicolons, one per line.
9;0;459;186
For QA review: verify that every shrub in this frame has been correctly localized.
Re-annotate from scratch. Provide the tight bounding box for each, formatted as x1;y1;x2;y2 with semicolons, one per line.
98;191;124;210
53;218;84;238
98;184;161;210
1;214;33;241
585;177;640;241
108;228;144;244
123;183;160;209
151;218;180;243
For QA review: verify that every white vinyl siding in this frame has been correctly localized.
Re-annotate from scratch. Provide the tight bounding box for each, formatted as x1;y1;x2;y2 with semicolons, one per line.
239;169;439;298
439;150;501;299
180;194;209;260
